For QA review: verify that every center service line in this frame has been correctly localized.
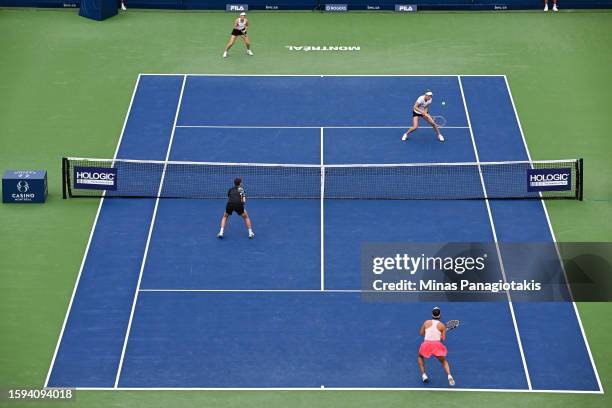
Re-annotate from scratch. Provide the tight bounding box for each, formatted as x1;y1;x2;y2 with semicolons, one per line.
320;127;325;291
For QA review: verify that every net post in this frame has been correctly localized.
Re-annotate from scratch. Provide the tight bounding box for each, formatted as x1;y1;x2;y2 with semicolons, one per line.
578;158;584;201
62;157;67;199
65;157;73;198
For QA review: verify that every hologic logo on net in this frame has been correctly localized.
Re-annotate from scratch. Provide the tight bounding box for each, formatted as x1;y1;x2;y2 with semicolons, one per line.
75;171;115;185
527;168;572;192
74;166;118;191
285;45;361;52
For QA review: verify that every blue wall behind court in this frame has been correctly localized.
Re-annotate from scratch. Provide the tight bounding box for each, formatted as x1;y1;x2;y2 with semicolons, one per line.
3;0;612;10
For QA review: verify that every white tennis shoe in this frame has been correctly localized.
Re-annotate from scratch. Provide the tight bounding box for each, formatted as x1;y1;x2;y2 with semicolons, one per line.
121;2;127;10
544;4;548;11
401;132;409;141
448;375;455;386
247;50;254;56
422;373;429;383
438;134;445;142
249;231;255;239
223;51;228;58
553;5;558;11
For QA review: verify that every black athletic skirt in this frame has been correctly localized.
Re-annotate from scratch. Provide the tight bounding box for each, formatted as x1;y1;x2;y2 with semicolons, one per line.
231;29;247;36
412;110;424;117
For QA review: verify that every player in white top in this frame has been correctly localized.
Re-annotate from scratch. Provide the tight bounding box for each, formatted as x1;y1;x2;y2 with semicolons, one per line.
544;0;558;11
402;91;445;142
223;12;254;58
418;307;455;386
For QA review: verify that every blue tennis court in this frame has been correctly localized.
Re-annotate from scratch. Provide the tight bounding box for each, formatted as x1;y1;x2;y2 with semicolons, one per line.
45;74;601;392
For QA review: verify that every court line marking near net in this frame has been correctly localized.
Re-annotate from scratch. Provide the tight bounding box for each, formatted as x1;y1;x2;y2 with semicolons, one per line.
113;74;188;388
175;125;470;129
502;75;603;393
458;75;532;390
43;74;143;389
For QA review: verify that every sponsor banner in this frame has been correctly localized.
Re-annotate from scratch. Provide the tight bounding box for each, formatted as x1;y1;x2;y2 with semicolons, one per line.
285;45;360;52
226;4;248;11
2;170;47;203
74;166;117;191
527;168;572;192
361;242;612;302
395;4;417;12
325;3;348;12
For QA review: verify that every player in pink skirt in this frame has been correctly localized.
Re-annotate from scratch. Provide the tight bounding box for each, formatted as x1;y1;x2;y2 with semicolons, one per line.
418;307;455;386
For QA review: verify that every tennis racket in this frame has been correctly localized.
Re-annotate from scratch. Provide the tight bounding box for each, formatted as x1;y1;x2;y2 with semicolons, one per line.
432;115;447;127
445;319;460;331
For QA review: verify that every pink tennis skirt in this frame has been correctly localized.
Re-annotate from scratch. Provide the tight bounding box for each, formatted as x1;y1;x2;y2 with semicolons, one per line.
419;341;448;358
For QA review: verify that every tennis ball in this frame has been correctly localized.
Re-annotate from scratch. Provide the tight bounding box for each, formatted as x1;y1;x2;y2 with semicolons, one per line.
442;101;446;106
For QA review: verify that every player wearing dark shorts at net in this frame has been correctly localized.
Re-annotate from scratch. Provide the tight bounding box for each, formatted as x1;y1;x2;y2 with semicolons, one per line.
217;178;255;239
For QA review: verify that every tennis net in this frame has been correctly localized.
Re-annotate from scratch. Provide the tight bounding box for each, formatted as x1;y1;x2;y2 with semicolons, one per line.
62;157;583;200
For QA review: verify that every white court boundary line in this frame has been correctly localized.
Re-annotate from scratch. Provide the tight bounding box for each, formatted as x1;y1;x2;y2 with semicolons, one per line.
113;75;188;388
139;289;508;294
58;387;602;394
47;74;602;395
502;75;604;393
141;73;507;77
43;74;143;388
458;76;532;390
175;125;469;129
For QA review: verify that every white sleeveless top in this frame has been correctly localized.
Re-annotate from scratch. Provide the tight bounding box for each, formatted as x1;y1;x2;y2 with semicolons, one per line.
414;95;432;114
424;319;442;341
236;18;247;31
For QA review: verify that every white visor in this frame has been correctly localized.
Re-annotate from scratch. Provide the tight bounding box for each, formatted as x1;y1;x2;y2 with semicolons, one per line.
425;91;433;96
240;12;246;16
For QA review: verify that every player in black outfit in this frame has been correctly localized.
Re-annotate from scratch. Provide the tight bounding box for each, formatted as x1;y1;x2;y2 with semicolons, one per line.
217;178;254;239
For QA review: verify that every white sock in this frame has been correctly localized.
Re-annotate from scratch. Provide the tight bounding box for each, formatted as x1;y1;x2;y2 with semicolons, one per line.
248;228;253;234
219;228;224;234
448;374;453;379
